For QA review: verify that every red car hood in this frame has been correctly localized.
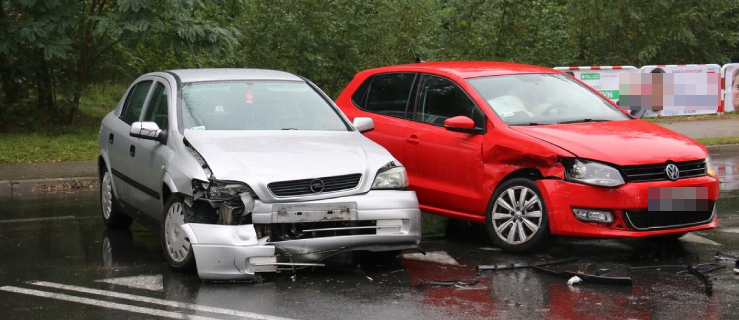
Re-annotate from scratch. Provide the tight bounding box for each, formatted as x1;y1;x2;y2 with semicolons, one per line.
510;120;708;166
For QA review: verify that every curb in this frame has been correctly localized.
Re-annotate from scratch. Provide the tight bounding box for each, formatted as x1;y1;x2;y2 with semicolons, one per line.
0;177;98;199
706;144;739;156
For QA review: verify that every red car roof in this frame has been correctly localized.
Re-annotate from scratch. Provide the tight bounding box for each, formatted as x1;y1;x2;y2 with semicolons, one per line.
360;61;560;79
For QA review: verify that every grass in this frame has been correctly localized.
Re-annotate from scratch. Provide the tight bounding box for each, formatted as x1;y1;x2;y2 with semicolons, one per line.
0;82;126;164
1;82;737;164
643;111;738;123
695;137;739;146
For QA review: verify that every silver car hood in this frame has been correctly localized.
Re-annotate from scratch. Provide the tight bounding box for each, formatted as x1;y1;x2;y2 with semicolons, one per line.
184;130;394;201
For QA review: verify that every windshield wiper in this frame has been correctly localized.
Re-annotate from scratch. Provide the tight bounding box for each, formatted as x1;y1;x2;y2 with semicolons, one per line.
515;122;548;126
557;119;609;124
281;128;298;130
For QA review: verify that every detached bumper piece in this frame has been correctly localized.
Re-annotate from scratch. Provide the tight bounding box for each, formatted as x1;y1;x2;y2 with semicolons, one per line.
181;223;419;281
630;263;725;296
532;265;633;286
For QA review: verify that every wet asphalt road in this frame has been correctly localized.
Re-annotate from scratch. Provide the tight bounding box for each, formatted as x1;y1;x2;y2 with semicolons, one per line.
0;154;738;320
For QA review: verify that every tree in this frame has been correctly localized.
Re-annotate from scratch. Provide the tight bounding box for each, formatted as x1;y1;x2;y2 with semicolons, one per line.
0;0;237;126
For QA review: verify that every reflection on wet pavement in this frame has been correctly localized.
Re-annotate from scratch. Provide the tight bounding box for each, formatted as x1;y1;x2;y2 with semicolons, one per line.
0;168;738;319
714;154;739;191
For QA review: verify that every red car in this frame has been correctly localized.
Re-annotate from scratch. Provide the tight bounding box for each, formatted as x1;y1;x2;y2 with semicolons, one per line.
336;61;719;252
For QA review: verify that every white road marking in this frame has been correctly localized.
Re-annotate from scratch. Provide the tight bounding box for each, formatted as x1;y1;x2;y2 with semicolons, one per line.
401;251;460;265
95;274;164;292
0;286;221;320
31;281;294;320
681;233;722;246
0;216;80;224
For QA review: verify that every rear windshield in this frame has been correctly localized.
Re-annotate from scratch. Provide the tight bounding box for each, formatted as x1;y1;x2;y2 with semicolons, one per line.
181;81;350;131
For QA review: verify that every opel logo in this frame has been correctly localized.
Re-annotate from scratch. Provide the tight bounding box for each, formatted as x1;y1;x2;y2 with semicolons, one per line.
309;179;325;193
665;164;680;181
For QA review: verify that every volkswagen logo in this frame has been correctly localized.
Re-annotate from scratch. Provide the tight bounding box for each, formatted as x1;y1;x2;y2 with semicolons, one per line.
309;179;325;193
665;164;680;181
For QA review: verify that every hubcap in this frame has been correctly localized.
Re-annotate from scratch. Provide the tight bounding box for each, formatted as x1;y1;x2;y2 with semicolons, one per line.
102;172;113;220
165;202;190;263
491;186;543;245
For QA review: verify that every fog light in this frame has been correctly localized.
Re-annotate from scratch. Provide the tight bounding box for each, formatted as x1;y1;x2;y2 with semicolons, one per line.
573;208;614;224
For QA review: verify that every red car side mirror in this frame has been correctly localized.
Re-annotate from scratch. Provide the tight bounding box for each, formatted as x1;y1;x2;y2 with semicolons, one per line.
444;116;482;134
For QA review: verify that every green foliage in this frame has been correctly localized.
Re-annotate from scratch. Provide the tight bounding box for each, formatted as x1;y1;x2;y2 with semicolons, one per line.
2;0;739;132
0;0;238;127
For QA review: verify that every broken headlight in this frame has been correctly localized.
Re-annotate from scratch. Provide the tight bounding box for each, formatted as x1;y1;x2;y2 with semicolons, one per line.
562;158;625;187
192;179;252;200
371;162;408;190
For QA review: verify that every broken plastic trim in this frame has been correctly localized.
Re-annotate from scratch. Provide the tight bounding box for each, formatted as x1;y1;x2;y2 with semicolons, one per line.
532;265;633;286
714;251;739;262
478;257;579;271
417;273;483;287
630;263;725;296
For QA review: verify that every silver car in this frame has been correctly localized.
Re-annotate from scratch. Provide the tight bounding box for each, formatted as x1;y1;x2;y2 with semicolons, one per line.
98;69;421;280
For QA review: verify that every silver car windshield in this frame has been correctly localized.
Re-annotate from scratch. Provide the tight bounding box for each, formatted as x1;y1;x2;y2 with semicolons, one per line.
181;81;350;130
467;74;629;125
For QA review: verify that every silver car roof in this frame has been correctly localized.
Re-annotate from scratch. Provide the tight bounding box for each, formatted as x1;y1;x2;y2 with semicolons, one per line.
166;68;303;83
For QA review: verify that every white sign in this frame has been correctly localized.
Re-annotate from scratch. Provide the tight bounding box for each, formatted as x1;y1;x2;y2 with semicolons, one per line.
554;66;638;104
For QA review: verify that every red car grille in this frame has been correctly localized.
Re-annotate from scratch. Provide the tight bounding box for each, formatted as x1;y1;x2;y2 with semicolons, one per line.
622;202;715;230
620;160;706;182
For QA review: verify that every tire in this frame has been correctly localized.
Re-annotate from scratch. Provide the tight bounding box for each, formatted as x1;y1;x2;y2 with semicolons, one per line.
100;169;133;229
161;194;196;273
485;178;551;253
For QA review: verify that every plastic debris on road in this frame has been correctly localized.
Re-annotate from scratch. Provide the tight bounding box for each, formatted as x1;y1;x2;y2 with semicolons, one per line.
567;276;583;286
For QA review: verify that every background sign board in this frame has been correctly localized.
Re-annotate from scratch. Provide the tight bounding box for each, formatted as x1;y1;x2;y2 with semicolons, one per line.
722;63;739;113
553;66;638;104
637;65;721;117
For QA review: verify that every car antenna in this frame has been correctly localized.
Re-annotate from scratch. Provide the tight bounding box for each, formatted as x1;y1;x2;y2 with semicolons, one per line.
409;43;424;63
185;36;202;68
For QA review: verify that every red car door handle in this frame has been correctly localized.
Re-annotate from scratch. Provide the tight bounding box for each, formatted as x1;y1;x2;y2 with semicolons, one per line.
405;135;420;145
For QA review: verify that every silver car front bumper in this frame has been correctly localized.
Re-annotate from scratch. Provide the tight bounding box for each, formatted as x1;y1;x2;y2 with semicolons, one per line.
181;190;421;280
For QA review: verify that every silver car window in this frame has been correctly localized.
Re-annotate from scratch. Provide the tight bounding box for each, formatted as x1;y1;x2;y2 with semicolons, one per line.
181;81;349;131
120;81;153;124
143;82;169;130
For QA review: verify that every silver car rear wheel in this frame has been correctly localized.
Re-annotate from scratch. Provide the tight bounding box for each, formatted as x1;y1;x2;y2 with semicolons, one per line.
100;169;132;229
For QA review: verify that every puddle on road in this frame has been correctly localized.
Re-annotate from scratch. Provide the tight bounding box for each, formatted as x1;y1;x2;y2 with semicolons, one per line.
1;183;739;319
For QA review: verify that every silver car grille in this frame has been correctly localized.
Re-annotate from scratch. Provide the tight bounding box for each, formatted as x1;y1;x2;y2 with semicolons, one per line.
268;174;362;197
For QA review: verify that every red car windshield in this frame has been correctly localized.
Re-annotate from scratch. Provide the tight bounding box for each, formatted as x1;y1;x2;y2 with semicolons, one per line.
467;74;629;125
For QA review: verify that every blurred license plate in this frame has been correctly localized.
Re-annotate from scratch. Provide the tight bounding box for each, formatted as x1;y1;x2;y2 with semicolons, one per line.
648;187;710;211
273;203;357;223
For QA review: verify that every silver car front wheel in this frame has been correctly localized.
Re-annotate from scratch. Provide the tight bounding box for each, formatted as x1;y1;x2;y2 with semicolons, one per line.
486;178;551;253
161;195;196;272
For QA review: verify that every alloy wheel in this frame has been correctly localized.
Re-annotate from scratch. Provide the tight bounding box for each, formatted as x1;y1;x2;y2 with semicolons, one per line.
491;185;543;245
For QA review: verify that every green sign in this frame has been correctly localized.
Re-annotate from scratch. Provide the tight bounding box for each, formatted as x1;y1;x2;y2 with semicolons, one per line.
599;90;619;99
581;73;600;80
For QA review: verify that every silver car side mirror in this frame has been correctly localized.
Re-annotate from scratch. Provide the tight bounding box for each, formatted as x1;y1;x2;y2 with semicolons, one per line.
130;121;167;144
352;117;374;133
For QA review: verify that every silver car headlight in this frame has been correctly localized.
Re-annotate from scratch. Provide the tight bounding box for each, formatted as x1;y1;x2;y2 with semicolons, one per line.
371;165;409;190
192;179;252;200
563;159;625;187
